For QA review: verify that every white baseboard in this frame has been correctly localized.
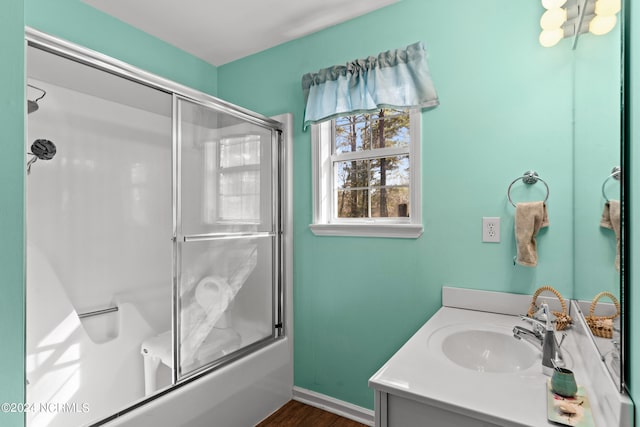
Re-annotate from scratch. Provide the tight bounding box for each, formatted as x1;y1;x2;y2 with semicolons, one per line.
292;387;375;426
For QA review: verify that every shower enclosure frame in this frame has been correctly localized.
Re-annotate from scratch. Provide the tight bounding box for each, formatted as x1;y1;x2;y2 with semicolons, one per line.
25;26;289;425
172;93;285;382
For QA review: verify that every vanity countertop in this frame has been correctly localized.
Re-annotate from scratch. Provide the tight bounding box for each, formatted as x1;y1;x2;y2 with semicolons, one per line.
368;306;603;427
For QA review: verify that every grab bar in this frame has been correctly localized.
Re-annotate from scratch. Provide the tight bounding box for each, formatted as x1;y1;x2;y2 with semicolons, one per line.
77;305;119;319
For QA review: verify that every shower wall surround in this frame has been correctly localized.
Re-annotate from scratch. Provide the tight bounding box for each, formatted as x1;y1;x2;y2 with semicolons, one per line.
26;75;173;425
26;76;173;328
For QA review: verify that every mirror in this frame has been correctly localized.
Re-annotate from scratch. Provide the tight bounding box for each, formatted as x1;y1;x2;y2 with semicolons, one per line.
571;9;624;390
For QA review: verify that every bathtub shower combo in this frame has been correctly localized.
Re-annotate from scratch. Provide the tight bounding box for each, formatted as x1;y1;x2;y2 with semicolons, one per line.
25;29;291;427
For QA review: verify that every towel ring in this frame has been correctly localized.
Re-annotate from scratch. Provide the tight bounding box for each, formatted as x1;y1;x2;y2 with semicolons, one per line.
507;171;550;207
601;166;621;202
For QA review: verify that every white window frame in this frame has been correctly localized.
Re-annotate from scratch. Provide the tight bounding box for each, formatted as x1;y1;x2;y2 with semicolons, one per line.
309;109;423;238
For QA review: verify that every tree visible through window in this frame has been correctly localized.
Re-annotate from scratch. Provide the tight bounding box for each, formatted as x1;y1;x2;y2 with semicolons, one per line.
333;109;411;219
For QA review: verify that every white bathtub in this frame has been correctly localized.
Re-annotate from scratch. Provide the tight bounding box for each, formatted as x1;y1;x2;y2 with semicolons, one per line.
105;338;292;427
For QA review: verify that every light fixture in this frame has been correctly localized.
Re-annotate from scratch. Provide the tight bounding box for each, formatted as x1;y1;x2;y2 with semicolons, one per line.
540;5;579;30
594;0;621;15
540;8;568;30
538;0;620;47
539;29;565;47
589;14;617;35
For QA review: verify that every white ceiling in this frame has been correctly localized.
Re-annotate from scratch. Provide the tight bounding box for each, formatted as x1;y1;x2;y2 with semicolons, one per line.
82;0;399;66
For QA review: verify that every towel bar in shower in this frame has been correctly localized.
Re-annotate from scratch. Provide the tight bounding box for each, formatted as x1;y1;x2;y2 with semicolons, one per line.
601;166;621;202
77;305;119;319
507;170;550;207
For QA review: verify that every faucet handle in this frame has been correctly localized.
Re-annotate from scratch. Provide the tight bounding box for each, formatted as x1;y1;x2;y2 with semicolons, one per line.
556;332;567;350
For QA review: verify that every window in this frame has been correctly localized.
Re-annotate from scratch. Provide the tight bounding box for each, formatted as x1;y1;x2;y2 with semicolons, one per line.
203;135;261;225
310;108;423;238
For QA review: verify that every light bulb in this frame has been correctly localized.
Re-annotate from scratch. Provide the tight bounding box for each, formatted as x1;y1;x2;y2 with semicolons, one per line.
539;29;564;47
542;0;567;9
589;14;617;35
540;8;568;30
595;0;621;16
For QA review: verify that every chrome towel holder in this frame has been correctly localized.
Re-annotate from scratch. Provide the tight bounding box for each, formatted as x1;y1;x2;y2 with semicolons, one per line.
507;170;550;207
601;166;621;202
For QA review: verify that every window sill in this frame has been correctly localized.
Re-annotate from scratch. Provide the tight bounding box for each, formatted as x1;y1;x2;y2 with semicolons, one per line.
309;223;423;239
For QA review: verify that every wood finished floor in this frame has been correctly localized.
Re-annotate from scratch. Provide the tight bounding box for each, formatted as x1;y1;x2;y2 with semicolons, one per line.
256;400;367;427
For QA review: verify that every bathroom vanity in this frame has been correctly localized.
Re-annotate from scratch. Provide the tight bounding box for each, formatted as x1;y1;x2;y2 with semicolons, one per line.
368;287;633;427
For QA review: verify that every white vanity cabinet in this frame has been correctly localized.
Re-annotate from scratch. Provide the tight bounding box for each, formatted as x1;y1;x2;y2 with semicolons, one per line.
369;287;631;427
368;307;552;427
374;390;501;427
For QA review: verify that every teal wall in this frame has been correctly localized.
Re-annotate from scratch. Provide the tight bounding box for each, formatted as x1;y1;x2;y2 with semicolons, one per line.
25;0;218;96
0;2;26;427
218;0;621;409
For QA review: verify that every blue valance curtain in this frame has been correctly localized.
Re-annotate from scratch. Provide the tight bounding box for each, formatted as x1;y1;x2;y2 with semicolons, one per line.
301;41;439;130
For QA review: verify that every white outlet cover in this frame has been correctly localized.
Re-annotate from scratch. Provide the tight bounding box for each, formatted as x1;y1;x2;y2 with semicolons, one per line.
482;217;500;243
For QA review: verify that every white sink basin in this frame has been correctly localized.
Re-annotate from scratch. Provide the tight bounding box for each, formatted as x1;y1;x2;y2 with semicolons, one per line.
428;324;539;373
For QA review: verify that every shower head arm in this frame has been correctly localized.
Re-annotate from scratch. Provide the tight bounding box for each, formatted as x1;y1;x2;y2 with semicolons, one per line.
27;84;46;102
26;155;38;175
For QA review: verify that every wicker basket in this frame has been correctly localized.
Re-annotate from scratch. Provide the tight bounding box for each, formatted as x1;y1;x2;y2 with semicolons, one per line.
526;285;572;331
585;291;620;339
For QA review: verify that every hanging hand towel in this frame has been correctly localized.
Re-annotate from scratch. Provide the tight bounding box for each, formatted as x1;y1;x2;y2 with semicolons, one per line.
600;200;620;272
515;201;549;267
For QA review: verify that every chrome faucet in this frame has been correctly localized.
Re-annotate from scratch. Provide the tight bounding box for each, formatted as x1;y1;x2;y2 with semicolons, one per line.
513;303;566;376
513;324;543;349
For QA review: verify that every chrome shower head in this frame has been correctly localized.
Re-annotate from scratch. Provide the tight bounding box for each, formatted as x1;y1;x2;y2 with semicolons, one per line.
31;139;56;160
27;139;56;174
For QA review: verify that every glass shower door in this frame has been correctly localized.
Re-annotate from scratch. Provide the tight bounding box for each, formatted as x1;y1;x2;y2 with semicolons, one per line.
174;96;282;379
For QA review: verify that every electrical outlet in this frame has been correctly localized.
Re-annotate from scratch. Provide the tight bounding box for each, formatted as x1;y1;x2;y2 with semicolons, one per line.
482;217;501;243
